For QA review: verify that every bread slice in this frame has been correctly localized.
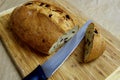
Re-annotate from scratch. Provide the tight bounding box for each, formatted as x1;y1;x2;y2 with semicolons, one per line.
10;1;106;62
84;23;106;62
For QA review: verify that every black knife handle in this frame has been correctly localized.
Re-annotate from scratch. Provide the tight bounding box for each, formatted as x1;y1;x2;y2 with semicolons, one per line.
23;65;47;80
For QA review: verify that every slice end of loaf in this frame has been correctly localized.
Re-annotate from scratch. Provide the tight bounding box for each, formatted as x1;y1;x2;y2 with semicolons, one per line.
84;23;106;63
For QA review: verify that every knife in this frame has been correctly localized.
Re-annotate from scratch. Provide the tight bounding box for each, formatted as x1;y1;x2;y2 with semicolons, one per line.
23;20;92;80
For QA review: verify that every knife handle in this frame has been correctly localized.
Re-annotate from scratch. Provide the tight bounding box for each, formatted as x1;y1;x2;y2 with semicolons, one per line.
23;65;47;80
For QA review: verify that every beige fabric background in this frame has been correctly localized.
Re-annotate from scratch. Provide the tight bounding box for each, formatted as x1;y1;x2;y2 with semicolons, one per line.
0;0;120;80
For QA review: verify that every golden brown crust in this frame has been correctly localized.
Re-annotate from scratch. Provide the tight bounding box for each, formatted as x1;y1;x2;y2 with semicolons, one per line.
10;1;75;54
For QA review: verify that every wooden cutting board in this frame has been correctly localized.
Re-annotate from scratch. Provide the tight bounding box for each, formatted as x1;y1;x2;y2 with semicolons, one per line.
0;0;120;80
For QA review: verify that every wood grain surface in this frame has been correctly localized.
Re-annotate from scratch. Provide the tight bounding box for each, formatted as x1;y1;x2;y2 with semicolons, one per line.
0;0;120;80
105;67;120;80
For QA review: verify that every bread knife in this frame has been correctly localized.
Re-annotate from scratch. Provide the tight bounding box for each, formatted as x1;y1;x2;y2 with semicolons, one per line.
23;20;92;80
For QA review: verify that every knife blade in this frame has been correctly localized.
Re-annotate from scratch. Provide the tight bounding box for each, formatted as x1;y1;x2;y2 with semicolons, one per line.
23;20;92;80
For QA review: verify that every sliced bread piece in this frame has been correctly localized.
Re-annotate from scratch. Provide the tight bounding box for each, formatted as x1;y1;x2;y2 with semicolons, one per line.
84;23;106;62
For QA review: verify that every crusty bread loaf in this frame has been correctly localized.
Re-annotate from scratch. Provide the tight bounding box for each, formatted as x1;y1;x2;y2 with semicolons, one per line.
10;1;76;54
10;1;106;62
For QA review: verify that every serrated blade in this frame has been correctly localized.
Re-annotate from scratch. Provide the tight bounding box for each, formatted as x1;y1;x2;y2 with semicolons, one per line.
41;20;92;78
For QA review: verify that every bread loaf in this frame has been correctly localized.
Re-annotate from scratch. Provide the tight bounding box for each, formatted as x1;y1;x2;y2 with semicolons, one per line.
10;1;106;62
10;1;76;54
